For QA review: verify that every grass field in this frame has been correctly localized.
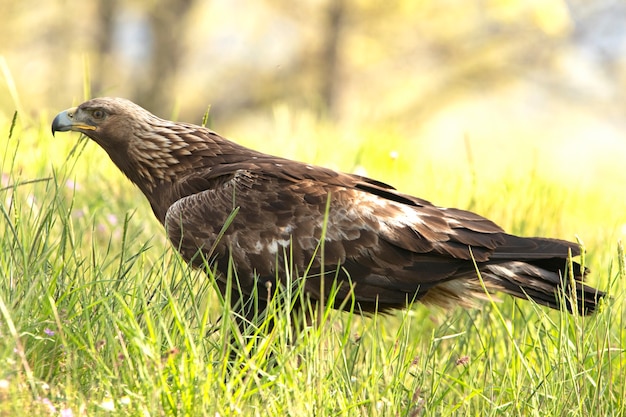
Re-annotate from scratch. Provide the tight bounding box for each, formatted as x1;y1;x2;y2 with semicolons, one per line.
0;104;624;417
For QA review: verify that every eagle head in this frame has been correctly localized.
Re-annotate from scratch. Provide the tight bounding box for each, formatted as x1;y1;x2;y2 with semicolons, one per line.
51;97;149;148
51;97;208;193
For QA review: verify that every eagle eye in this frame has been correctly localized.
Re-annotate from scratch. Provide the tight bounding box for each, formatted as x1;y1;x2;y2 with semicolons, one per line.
92;109;105;120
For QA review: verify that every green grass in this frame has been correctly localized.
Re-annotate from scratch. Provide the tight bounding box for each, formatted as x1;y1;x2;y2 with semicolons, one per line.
0;107;624;416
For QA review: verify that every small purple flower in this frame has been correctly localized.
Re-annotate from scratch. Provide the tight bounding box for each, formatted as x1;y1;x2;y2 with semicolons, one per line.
60;407;74;417
455;355;470;366
39;397;56;413
44;328;55;337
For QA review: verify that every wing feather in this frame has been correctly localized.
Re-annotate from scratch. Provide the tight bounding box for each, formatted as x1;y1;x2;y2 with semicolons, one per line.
165;161;510;309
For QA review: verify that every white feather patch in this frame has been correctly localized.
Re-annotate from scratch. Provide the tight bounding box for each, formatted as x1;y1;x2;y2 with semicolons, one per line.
348;192;425;233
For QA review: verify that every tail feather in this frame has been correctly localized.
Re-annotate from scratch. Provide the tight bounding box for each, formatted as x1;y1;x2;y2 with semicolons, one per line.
471;235;605;315
482;259;604;315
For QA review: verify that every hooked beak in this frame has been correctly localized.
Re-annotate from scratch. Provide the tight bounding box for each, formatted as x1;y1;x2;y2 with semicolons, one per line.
51;107;97;136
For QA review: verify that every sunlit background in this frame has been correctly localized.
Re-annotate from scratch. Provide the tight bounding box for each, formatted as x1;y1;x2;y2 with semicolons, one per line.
1;0;625;202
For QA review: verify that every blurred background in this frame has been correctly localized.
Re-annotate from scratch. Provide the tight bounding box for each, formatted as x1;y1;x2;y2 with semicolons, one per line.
1;0;625;203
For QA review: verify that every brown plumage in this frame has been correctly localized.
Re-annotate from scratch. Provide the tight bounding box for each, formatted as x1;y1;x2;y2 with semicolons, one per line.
51;97;605;321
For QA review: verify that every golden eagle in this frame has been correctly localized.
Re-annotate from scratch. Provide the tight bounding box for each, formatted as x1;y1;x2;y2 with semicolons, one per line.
52;98;604;325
